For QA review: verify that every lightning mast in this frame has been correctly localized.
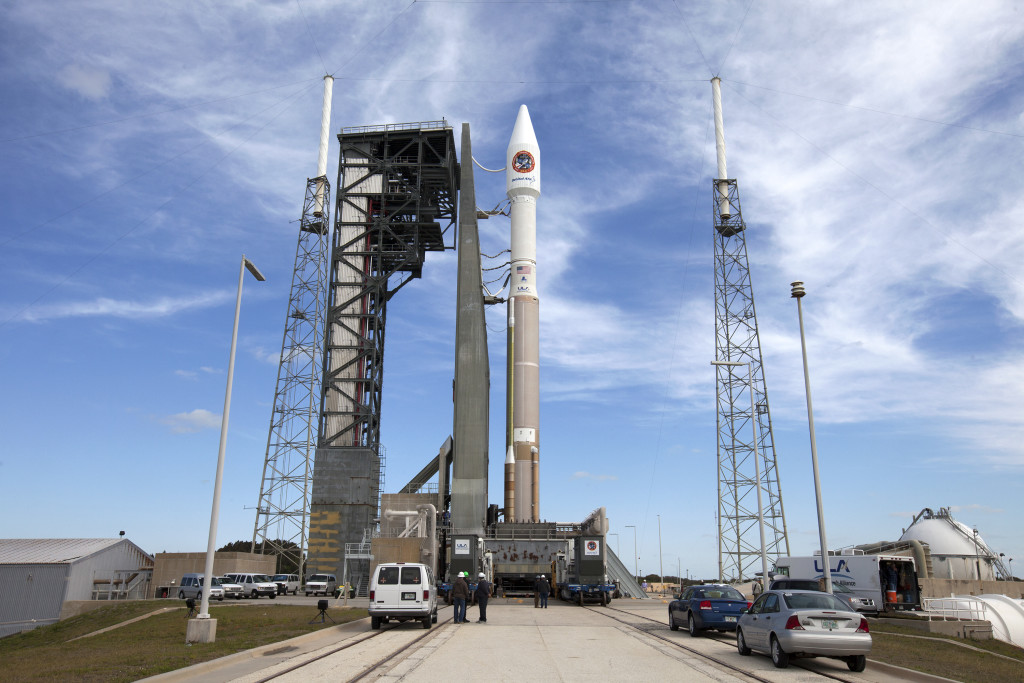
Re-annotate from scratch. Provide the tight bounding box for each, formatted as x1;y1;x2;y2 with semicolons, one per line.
251;75;334;575
711;77;790;581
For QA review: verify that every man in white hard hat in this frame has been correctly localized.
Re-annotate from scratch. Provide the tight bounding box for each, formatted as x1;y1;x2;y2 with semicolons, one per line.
452;571;470;623
474;572;492;622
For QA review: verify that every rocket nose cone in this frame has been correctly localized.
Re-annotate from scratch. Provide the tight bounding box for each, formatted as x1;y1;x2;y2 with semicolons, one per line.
508;104;538;149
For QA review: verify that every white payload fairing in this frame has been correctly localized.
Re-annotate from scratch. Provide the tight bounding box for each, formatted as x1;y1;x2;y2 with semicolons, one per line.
506;105;541;522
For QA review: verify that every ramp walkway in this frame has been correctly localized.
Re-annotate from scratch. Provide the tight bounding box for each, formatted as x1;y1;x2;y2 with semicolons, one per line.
607;546;650;599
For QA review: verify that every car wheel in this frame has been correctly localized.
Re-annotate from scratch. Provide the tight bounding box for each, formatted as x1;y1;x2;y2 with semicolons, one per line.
269;593;276;599
178;591;185;599
432;610;438;624
251;590;259;599
669;612;679;631
688;613;700;637
846;655;867;672
737;628;751;656
371;616;380;629
770;636;789;668
422;616;431;629
306;592;310;596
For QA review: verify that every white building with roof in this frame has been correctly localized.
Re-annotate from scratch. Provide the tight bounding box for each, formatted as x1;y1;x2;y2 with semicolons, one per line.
0;538;153;637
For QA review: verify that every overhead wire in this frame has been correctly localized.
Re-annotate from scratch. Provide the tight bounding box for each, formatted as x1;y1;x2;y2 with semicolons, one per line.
294;0;330;75
715;0;755;76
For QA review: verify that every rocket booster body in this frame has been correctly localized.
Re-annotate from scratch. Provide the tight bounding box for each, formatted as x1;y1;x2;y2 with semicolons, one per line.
506;105;541;522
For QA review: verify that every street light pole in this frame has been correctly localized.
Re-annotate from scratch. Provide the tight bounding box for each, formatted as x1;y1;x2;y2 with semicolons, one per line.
711;360;770;586
657;514;664;592
626;525;638;582
791;282;832;592
197;255;265;632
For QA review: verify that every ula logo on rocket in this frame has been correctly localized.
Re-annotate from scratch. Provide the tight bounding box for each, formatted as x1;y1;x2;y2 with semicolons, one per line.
512;151;535;173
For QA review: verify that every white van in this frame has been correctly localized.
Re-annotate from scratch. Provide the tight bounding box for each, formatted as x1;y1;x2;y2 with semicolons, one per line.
178;573;225;601
224;572;278;599
368;562;437;629
272;573;301;595
305;573;337;596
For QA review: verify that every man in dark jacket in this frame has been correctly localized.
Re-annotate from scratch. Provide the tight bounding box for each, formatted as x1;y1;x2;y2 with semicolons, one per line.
452;572;470;623
475;572;492;622
537;574;550;608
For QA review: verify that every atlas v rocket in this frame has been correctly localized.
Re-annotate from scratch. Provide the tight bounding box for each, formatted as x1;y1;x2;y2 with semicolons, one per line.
505;105;541;523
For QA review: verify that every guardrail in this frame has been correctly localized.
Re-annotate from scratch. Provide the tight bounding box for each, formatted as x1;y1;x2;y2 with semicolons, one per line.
922;596;987;621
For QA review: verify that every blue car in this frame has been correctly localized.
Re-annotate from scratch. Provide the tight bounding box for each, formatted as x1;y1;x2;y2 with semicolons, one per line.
669;584;751;636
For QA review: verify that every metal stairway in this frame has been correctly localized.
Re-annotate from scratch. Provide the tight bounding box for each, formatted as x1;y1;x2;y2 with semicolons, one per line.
607;547;650;599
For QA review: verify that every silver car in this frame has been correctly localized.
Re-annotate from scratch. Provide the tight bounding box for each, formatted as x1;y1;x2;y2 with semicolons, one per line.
736;589;872;672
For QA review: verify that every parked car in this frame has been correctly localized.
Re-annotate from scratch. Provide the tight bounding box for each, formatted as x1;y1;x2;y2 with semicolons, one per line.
669;584;750;635
769;578;876;613
177;573;224;601
736;589;871;671
305;573;337;596
224;572;278;599
368;562;437;630
217;576;245;599
271;573;301;595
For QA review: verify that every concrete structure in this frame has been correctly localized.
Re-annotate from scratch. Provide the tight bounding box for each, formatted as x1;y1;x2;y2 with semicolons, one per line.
0;538;152;637
451;122;490;538
150;551;275;598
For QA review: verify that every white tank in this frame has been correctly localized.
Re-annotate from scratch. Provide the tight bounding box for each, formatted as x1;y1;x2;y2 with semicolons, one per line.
899;508;1001;581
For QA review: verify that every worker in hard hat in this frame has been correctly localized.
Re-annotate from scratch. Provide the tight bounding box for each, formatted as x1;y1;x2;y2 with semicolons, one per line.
452;571;470;623
475;572;492;623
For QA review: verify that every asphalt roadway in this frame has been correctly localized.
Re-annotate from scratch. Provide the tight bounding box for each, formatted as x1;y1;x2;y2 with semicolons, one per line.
145;597;959;683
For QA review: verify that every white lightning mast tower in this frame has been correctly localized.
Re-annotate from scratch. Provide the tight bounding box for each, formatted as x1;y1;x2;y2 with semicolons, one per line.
711;77;790;581
251;75;334;575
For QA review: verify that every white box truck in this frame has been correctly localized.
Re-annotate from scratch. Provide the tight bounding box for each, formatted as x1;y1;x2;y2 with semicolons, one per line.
772;553;920;612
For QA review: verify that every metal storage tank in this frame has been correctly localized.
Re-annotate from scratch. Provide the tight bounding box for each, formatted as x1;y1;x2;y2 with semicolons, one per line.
898;508;1007;581
0;538;153;637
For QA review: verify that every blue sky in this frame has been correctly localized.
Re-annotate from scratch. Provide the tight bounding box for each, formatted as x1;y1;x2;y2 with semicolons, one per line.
2;1;1022;580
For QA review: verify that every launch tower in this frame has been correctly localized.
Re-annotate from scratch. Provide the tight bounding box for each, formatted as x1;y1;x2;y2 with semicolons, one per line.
306;121;458;588
711;78;790;581
251;77;334;576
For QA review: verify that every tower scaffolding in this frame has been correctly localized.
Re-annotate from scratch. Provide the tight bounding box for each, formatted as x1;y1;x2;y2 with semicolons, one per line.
711;78;789;582
250;175;330;574
306;120;458;582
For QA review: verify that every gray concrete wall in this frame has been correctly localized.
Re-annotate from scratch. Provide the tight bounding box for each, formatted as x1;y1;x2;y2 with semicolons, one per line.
307;446;378;579
151;552;275;598
919;577;1024;599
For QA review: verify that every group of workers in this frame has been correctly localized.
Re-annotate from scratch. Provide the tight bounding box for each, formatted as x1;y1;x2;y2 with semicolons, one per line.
450;573;554;623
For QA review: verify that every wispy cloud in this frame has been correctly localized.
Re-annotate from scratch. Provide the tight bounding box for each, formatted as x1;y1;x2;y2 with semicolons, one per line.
16;291;233;323
55;64;112;101
159;408;221;434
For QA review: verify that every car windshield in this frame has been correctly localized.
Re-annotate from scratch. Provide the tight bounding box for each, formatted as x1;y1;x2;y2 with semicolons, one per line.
210;577;222;586
310;574;329;582
831;584;852;593
783;592;849;611
254;575;271;582
696;587;745;600
273;575;288;581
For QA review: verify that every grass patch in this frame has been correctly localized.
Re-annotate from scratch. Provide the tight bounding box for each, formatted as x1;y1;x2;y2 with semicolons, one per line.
869;621;1024;683
0;601;368;683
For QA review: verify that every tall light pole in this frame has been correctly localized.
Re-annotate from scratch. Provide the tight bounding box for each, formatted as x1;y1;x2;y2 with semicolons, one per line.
973;529;981;581
711;360;769;587
657;514;664;591
791;282;831;592
626;525;638;582
193;255;265;641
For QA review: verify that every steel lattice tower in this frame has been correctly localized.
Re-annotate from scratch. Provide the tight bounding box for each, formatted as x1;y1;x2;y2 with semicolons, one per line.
250;175;330;575
711;78;789;582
